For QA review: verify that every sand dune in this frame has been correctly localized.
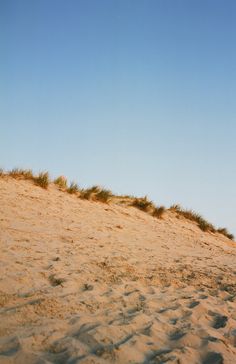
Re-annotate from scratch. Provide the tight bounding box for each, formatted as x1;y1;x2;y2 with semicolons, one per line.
0;176;236;363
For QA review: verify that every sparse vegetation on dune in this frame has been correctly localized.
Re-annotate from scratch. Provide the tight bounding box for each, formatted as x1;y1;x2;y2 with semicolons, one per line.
217;228;234;241
67;182;79;194
169;204;181;212
80;185;101;200
21;169;34;180
0;167;234;240
117;194;135;199
170;204;215;232
8;168;23;177
169;204;234;240
152;206;166;219
132;196;155;212
95;188;113;203
34;172;50;189
132;197;166;220
80;186;113;203
170;205;215;232
8;168;34;180
6;168;49;188
54;176;68;189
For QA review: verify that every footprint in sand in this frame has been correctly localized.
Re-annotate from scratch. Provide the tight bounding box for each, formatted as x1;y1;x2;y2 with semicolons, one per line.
143;348;173;364
202;351;224;364
188;300;200;309
169;329;186;341
212;314;228;329
0;336;20;356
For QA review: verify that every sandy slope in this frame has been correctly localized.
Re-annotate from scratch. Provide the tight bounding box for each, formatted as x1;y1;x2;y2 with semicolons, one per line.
0;177;236;364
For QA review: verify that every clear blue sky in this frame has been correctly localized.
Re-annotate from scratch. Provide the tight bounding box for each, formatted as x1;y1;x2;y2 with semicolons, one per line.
1;0;236;234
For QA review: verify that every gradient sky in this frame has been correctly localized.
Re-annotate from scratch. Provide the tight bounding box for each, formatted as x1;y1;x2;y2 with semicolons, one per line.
1;0;236;234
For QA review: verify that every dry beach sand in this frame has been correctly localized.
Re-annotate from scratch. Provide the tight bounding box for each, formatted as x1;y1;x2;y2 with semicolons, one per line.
0;176;236;363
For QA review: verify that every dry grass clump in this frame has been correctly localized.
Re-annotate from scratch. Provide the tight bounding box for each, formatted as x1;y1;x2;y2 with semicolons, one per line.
132;196;155;213
169;204;181;212
8;168;34;180
217;228;234;241
54;176;67;189
67;182;79;194
80;186;100;200
0;168;4;176
80;186;113;203
117;194;136;200
34;172;50;189
198;218;215;232
132;197;166;219
170;204;215;233
170;205;234;240
152;206;166;219
21;169;34;180
8;168;22;177
95;188;113;203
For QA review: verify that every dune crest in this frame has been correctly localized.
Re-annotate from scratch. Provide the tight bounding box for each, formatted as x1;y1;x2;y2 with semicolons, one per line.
0;177;236;363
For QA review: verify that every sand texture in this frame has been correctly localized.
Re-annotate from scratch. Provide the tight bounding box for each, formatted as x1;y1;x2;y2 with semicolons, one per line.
0;177;236;364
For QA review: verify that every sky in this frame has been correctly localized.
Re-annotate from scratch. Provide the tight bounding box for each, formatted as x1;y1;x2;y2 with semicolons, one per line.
1;0;236;235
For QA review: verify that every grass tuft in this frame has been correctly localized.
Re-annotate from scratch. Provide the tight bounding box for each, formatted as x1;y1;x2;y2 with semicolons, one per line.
0;168;4;176
80;186;112;203
170;204;181;212
198;218;214;232
8;168;21;177
67;182;79;194
21;169;34;179
132;196;154;212
95;188;113;203
170;205;215;233
217;228;234;241
152;206;166;219
54;176;67;189
80;185;100;200
34;172;50;189
8;168;34;180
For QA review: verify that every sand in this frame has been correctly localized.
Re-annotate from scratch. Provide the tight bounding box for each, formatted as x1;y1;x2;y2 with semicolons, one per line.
0;176;236;363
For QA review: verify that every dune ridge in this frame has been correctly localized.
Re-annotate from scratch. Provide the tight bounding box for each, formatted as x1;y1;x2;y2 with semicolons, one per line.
0;176;236;363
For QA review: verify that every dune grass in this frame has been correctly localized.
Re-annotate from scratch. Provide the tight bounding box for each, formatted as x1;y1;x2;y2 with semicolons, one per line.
152;206;166;219
132;197;166;220
8;168;23;177
34;172;50;189
132;196;155;212
54;176;67;189
80;186;112;203
80;186;100;200
217;228;234;241
67;182;79;194
95;188;113;203
170;204;219;234
8;168;34;180
1;167;234;240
